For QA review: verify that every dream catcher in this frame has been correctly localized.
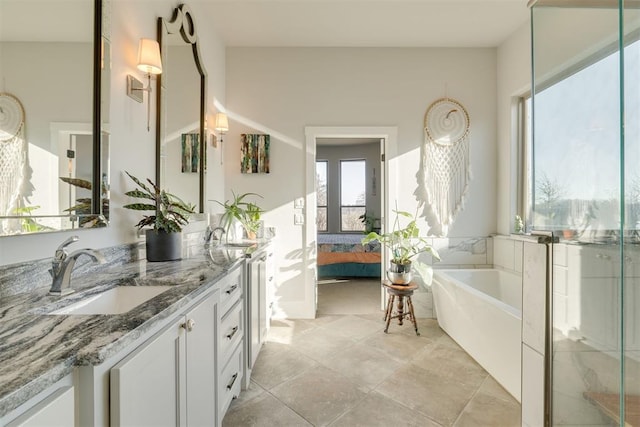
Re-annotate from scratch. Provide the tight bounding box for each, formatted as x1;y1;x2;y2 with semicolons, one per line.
0;93;31;225
415;97;471;236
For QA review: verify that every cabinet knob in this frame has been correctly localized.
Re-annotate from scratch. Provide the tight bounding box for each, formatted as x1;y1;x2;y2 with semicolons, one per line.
181;319;196;332
226;284;238;294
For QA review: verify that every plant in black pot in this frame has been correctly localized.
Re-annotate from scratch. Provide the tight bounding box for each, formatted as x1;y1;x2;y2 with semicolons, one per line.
362;204;440;285
123;172;195;262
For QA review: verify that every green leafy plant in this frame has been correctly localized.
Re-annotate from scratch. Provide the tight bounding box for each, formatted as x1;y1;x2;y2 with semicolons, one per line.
123;172;195;232
214;191;264;237
358;211;378;234
245;202;264;233
12;205;54;232
362;204;440;266
59;176;109;228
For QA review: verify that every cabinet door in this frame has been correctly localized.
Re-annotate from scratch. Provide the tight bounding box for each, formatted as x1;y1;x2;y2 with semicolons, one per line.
111;318;187;427
7;386;74;427
185;292;219;427
580;277;618;350
265;250;275;336
258;254;268;344
249;258;261;369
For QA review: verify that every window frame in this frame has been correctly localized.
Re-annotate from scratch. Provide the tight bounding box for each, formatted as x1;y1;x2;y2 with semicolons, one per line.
339;158;366;232
316;159;328;232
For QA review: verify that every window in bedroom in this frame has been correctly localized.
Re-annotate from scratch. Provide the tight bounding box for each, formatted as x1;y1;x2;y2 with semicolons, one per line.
340;159;366;232
316;160;328;232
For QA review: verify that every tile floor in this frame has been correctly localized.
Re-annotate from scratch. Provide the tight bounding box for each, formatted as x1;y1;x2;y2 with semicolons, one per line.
223;279;521;426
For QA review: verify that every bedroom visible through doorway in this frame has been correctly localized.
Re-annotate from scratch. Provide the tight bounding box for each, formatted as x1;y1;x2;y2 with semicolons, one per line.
315;136;385;314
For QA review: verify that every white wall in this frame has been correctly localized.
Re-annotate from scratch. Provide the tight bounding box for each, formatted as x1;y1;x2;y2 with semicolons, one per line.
496;21;531;235
0;0;226;265
225;47;497;318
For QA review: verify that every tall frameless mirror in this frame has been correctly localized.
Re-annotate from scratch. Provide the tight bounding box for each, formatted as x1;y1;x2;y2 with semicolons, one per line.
157;4;206;213
531;0;639;425
0;0;110;236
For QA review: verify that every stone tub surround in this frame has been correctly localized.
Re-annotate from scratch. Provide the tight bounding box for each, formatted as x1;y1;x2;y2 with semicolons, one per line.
0;240;264;418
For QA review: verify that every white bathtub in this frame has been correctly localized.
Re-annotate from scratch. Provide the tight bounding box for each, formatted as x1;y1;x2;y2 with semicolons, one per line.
432;269;522;401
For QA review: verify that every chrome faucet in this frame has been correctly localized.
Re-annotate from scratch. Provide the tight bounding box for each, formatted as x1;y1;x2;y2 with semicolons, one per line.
49;236;106;296
204;226;226;247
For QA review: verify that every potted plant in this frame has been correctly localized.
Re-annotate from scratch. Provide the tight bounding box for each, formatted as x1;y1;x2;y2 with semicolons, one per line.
362;204;440;284
123;172;195;261
214;191;264;241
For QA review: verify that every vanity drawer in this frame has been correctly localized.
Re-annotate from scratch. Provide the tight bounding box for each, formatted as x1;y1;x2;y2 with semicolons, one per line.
218;345;243;422
219;300;244;364
220;267;243;315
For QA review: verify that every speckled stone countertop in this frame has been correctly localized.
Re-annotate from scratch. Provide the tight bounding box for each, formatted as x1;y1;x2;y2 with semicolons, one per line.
0;241;267;417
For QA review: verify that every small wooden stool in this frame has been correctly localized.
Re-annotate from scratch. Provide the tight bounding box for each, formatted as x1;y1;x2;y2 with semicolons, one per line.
382;280;419;335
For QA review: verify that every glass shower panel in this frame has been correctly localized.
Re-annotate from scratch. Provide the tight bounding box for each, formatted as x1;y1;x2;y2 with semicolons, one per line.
532;3;624;426
623;4;640;425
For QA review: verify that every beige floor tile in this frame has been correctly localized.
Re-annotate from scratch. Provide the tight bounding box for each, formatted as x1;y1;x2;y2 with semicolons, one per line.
288;326;358;362
318;315;383;341
376;363;479;426
330;391;442;427
222;392;312;427
454;376;521;427
322;342;404;389
267;318;320;344
227;380;266;411
251;342;319;390
399;318;446;340
270;365;368;427
412;342;488;388
361;327;436;363
355;312;387;323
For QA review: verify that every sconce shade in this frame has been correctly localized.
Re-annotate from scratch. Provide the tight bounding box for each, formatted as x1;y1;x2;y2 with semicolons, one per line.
137;38;162;75
214;113;229;132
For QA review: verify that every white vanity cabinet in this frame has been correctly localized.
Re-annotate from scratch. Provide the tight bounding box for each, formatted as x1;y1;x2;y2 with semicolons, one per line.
4;385;74;427
110;286;220;427
557;244;640;354
245;245;274;386
216;266;244;425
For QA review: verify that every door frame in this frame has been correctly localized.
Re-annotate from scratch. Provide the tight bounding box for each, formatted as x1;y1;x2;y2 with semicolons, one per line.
304;126;398;318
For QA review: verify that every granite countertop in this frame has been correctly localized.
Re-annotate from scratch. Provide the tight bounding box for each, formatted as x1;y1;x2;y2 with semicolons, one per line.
0;241;268;417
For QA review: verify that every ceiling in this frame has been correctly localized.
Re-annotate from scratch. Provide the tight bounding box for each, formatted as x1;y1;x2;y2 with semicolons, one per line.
202;0;531;48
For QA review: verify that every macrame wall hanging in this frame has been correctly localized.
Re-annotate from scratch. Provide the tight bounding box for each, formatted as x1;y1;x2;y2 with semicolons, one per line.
414;97;471;237
0;92;32;232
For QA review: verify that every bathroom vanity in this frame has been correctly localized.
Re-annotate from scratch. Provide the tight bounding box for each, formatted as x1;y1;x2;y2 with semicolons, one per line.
0;239;273;426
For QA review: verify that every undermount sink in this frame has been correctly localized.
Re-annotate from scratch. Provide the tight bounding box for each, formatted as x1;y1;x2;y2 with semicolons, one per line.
49;285;172;315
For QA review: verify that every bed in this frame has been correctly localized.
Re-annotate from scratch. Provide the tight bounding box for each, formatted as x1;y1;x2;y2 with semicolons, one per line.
317;234;381;278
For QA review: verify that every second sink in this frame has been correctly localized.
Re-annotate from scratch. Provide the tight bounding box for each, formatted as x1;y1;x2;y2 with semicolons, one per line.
50;286;172;315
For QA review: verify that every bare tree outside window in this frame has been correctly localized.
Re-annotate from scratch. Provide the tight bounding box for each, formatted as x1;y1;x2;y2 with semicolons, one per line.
341;160;366;231
316;160;328;231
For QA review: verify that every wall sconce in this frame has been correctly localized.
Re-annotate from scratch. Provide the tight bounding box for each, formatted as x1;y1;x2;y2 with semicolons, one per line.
214;113;229;142
126;38;163;131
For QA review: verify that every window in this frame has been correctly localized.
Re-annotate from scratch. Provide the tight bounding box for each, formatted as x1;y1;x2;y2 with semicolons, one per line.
522;38;638;234
340;160;366;232
517;95;532;232
316;160;328;232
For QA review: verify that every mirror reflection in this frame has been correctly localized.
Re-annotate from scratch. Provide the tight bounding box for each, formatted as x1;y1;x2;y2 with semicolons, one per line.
0;0;108;236
157;4;206;213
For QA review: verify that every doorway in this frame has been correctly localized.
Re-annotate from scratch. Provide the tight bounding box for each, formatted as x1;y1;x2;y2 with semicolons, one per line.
304;126;398;318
